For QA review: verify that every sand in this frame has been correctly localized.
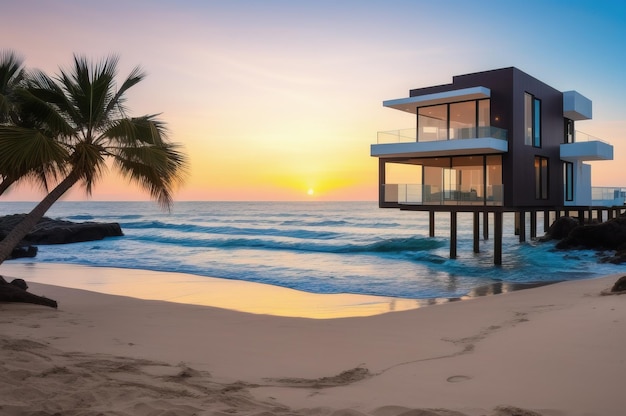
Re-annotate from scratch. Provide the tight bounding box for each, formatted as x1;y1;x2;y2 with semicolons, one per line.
0;265;624;416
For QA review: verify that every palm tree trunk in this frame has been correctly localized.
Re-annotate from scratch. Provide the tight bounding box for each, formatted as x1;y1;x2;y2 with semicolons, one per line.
0;171;79;264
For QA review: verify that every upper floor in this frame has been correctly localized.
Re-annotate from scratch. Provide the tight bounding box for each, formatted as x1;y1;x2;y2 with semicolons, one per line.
371;67;614;208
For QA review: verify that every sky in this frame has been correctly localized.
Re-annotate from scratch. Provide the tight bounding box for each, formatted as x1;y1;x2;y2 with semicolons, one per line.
2;0;625;202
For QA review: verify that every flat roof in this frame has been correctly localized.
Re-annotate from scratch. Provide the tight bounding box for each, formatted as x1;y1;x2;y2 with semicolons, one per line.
383;86;491;114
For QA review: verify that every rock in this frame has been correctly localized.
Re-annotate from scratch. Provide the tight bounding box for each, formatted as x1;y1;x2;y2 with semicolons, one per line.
9;245;38;259
542;216;580;240
556;216;626;251
0;214;123;246
611;276;626;293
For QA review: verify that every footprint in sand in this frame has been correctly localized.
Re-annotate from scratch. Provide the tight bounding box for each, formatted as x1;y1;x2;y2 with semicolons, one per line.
446;375;472;383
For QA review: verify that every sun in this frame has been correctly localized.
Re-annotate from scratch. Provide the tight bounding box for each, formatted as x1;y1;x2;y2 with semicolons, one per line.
307;188;314;196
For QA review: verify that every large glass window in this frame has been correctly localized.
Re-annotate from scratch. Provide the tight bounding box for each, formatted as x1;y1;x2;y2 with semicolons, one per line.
418;105;447;141
417;99;490;142
478;99;490;136
525;93;541;147
450;101;476;139
486;155;503;205
564;162;574;201
535;156;549;199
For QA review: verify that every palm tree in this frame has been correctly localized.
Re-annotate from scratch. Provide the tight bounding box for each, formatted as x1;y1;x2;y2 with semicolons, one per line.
0;50;69;196
0;50;25;123
0;54;188;264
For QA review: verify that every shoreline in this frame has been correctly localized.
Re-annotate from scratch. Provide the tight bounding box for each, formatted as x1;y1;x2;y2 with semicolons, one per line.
2;262;558;318
0;271;623;415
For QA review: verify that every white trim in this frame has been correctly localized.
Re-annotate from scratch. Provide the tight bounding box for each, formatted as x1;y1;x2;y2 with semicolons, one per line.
383;87;491;114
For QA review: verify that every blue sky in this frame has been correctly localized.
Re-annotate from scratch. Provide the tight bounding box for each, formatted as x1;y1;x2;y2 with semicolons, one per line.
2;0;625;200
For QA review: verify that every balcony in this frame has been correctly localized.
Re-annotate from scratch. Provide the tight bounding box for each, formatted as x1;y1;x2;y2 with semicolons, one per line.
371;126;508;158
591;187;626;207
383;184;504;206
560;131;613;162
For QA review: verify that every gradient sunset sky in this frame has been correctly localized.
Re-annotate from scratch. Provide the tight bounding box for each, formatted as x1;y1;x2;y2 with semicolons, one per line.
3;0;625;202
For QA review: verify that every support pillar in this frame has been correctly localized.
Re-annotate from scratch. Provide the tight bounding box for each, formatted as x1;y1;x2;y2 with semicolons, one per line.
483;211;489;240
518;211;526;243
494;211;503;265
578;209;585;225
429;211;435;237
530;211;537;239
608;209;614;220
450;211;457;259
473;211;480;253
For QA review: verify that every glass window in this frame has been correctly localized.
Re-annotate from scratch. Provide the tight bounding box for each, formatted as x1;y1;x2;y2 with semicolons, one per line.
478;99;490;137
533;98;541;147
524;93;533;145
418;105;447;142
486;155;502;205
449;101;476;139
535;156;549;199
525;93;541;147
452;156;484;202
564;162;574;201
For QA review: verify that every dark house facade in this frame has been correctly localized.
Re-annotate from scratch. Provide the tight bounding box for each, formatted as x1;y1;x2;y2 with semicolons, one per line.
371;67;614;263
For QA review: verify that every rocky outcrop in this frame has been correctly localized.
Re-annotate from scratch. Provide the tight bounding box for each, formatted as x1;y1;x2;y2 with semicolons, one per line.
542;216;581;241
555;216;626;250
547;215;626;264
0;214;124;246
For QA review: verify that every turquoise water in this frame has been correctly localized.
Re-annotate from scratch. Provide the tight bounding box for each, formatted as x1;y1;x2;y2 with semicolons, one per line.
0;201;621;299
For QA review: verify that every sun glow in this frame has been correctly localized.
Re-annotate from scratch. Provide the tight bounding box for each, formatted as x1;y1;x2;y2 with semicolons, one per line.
307;188;315;196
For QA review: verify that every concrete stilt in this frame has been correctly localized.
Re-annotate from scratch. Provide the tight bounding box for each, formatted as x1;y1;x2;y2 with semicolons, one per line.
473;211;480;253
450;211;457;259
483;211;489;240
494;211;503;265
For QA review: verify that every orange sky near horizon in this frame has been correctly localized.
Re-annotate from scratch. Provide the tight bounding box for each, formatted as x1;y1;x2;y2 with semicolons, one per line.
2;1;625;203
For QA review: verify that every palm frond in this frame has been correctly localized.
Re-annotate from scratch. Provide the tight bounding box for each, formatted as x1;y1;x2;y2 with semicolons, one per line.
69;141;107;195
110;142;188;210
101;115;167;146
0;50;26;123
0;125;70;193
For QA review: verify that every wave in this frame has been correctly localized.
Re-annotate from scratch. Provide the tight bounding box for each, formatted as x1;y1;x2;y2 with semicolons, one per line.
121;221;340;240
126;233;444;256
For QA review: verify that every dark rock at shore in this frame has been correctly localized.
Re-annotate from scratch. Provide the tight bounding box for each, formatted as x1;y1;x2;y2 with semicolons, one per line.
9;245;38;259
611;276;626;293
555;216;626;250
550;215;626;264
542;216;580;241
0;214;124;246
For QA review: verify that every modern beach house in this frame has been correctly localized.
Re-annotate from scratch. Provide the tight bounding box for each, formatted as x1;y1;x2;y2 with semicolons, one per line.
371;67;618;264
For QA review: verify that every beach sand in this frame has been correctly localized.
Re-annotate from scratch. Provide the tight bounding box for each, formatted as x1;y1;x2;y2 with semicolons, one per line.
0;265;624;416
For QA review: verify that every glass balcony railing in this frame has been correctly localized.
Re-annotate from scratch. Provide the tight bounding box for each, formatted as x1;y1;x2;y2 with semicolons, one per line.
591;187;626;206
383;184;503;206
574;130;608;144
377;126;508;144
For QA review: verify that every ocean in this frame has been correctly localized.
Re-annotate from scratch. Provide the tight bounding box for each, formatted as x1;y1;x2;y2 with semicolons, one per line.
0;201;622;300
